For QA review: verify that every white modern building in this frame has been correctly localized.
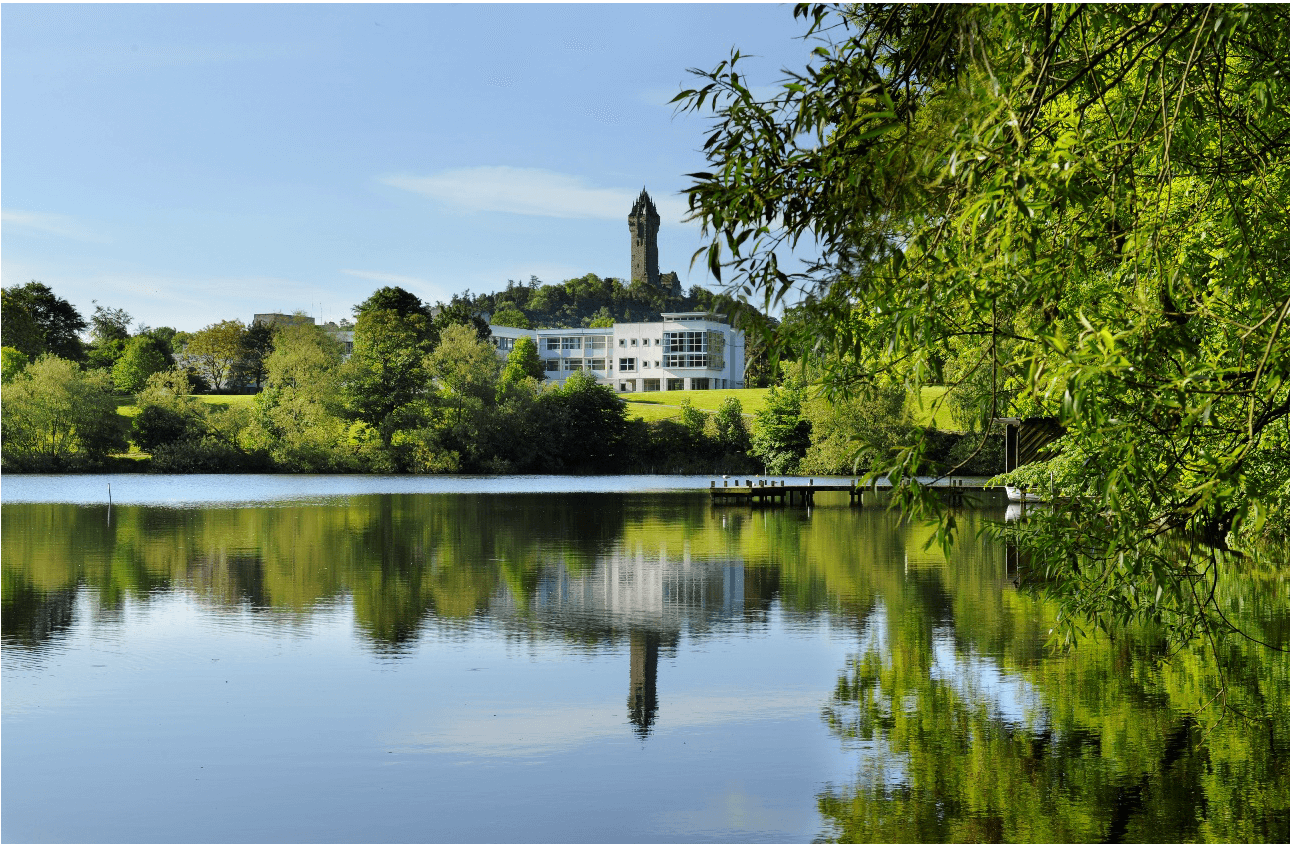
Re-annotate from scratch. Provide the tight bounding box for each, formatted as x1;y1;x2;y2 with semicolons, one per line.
490;312;745;392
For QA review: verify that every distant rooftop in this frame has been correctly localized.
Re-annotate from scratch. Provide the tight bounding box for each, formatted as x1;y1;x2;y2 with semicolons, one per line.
660;312;727;323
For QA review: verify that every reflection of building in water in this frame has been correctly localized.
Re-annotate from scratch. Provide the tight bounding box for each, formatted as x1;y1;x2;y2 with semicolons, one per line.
491;546;745;738
528;549;744;632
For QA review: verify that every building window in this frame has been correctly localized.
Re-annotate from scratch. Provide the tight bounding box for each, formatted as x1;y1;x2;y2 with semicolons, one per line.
586;336;608;351
654;338;661;345
619;357;636;372
691;378;710;390
545;337;560;351
563;358;583;371
643;379;661;392
665;331;705;353
664;353;708;369
663;330;710;369
545;359;560;372
630;338;638;346
589;359;606;371
619;339;626;347
707;330;725;370
666;378;684;391
562;337;582;350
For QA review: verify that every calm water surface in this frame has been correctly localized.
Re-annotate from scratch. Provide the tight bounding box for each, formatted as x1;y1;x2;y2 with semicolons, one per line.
3;476;1287;843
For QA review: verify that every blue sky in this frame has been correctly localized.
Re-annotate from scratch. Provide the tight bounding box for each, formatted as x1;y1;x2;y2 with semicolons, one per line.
2;4;813;333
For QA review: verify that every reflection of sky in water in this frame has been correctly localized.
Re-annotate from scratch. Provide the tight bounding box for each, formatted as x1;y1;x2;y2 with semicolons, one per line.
4;575;860;843
394;687;826;757
832;603;911;793
836;602;1051;798
930;626;1049;732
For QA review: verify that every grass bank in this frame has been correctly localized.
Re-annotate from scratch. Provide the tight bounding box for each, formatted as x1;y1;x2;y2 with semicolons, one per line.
620;385;960;430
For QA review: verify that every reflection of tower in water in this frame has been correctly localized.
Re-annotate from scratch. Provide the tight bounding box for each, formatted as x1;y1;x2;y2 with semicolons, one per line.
628;630;660;737
492;548;747;738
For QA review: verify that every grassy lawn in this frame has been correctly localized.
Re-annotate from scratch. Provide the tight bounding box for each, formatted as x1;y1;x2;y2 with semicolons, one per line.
619;388;767;422
619;385;963;430
197;394;256;409
116;393;255;416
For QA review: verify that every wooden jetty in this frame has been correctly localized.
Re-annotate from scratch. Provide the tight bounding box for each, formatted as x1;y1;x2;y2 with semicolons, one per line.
709;477;989;507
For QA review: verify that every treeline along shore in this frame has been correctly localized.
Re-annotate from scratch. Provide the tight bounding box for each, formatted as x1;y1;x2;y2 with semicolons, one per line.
1;279;1001;477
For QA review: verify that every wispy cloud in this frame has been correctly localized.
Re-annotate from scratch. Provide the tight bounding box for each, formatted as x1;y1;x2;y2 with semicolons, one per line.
2;209;111;243
380;167;692;225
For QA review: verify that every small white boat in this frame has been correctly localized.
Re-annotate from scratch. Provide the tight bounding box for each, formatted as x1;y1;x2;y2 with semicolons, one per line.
1005;485;1047;503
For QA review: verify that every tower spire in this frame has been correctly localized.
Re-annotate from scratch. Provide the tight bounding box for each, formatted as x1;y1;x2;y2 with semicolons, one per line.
628;188;660;287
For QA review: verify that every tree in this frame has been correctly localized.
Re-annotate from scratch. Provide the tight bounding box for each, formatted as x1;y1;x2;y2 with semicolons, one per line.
1;291;44;358
676;4;1289;646
428;323;500;427
89;301;131;343
502;336;544;383
341;305;434;446
1;355;124;468
356;286;434;322
112;335;170;393
713;396;751;454
678;398;707;440
801;383;914;476
185;320;247;391
750;379;811;474
427;323;504;467
233;322;276;392
586;307;615;328
85;338;127;372
137;325;179;360
491;305;531;329
2;281;86;360
535;371;629;471
129;368;260;471
1;346;30;384
85;301;131;373
432;295;491;343
246;323;353;472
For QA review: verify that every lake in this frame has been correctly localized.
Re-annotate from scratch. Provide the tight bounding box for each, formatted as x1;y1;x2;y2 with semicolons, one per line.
3;475;1287;843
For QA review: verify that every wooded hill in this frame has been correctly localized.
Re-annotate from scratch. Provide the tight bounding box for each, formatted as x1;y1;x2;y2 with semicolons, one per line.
445;274;776;386
463;273;716;327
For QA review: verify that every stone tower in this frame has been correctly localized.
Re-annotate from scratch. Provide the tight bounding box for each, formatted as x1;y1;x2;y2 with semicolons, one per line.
628;188;660;287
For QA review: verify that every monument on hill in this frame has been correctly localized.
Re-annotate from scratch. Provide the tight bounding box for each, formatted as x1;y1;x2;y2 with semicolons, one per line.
628;188;681;295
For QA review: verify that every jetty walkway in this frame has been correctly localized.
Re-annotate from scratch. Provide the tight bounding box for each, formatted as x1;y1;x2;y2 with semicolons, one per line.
709;477;990;507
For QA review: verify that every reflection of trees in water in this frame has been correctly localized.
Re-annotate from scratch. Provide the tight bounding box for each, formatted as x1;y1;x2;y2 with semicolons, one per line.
816;540;1289;844
3;494;786;655
0;495;957;669
4;494;1285;823
1;580;76;649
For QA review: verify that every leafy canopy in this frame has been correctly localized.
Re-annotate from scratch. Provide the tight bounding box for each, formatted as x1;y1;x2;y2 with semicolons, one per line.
675;4;1289;647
